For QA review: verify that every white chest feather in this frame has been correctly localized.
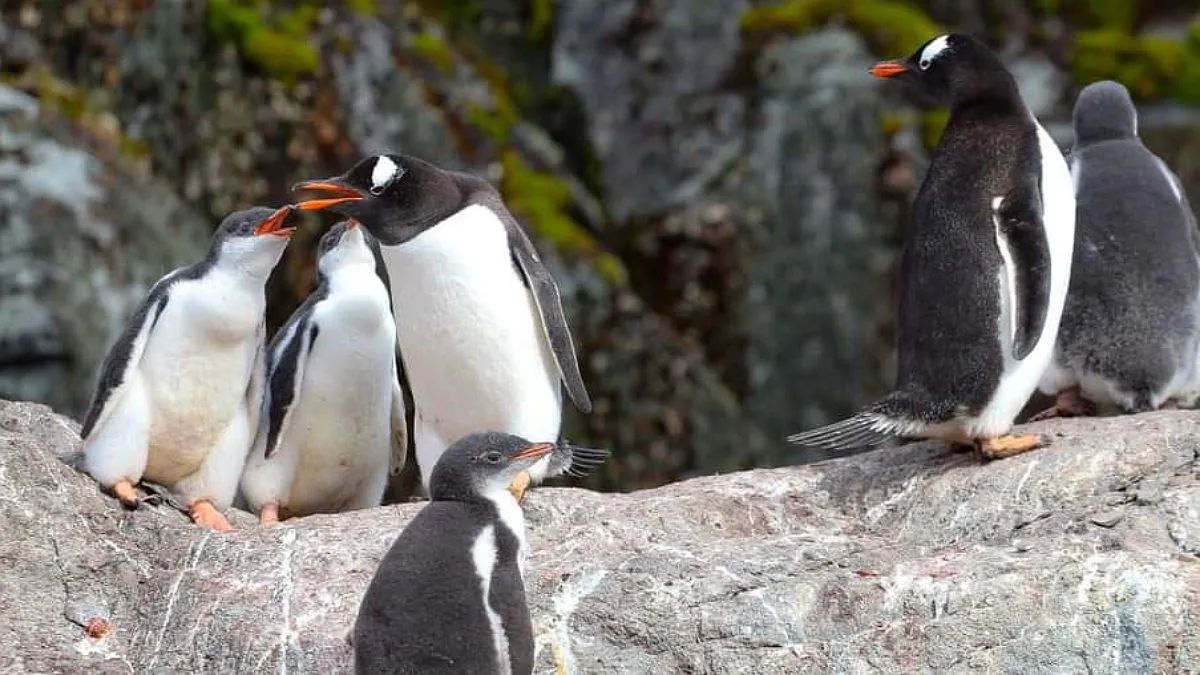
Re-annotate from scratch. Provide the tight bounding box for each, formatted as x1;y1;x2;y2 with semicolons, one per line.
382;205;561;462
471;524;512;675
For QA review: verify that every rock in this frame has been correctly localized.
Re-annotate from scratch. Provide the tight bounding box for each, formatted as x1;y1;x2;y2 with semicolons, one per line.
0;86;208;417
2;397;1198;673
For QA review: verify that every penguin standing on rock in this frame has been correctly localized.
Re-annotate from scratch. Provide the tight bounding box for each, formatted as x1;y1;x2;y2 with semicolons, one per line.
353;432;607;675
1035;80;1200;417
789;34;1076;458
81;206;297;531
293;155;592;492
240;220;406;524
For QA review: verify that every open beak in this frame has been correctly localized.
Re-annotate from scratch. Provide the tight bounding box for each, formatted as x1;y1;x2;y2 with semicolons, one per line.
869;60;908;79
510;442;555;462
254;205;297;237
293;178;364;211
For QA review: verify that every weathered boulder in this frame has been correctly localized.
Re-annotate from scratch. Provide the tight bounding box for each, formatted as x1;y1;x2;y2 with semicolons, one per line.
2;397;1197;673
0;86;208;417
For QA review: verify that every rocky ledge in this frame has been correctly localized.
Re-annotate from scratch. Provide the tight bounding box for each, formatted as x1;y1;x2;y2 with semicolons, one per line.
0;398;1197;674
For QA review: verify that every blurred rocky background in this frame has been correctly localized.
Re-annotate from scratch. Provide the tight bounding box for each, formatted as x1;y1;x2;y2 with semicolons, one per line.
1;0;1198;490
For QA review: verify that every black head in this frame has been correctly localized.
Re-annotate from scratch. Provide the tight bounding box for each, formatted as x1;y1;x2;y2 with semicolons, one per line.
870;34;1017;107
428;432;556;503
292;154;466;246
1073;80;1138;146
213;205;298;241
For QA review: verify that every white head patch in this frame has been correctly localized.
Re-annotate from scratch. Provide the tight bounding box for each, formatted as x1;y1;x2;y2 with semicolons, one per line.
371;155;399;193
919;35;952;70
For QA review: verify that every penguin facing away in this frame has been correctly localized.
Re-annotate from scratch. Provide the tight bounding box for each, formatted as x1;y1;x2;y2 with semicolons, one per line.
789;34;1076;458
352;432;553;675
240;220;406;524
81;206;297;531
1035;80;1200;417
293;155;592;489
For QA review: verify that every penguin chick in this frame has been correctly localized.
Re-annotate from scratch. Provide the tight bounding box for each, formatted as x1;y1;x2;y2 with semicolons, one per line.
292;155;591;489
789;34;1076;459
1035;80;1200;417
81;206;297;531
354;432;558;675
240;220;406;524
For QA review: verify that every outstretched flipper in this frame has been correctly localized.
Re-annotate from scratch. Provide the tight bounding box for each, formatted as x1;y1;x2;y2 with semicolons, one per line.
261;305;321;459
388;360;408;477
993;183;1052;361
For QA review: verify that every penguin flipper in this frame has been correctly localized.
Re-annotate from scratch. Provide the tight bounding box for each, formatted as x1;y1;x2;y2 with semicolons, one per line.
388;359;408;477
81;271;181;438
503;215;593;414
787;414;894;451
262;312;319;459
994;184;1052;361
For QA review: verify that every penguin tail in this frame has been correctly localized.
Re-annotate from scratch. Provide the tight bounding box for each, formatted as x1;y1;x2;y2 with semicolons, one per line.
786;412;896;451
549;440;611;478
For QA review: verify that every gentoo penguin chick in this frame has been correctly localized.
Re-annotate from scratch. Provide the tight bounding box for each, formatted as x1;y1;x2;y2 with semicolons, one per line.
240;220;406;524
1035;80;1200;417
81;206;297;531
354;432;554;675
789;34;1075;458
293;155;592;490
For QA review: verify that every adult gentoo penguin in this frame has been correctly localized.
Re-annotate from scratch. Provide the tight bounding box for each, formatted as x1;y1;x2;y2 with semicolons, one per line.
81;206;297;531
789;34;1075;457
1035;80;1200;416
354;433;605;675
293;154;592;488
240;220;406;523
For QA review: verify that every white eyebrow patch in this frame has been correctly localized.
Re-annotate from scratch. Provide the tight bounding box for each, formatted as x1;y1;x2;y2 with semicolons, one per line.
920;35;951;68
371;155;399;191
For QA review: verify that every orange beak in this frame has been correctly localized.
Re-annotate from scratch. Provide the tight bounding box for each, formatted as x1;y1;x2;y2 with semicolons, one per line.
254;205;297;237
293;180;364;211
869;60;908;79
510;442;555;461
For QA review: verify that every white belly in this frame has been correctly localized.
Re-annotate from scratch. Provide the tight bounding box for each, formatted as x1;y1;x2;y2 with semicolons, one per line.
138;275;264;483
285;291;396;513
971;123;1076;437
383;205;562;480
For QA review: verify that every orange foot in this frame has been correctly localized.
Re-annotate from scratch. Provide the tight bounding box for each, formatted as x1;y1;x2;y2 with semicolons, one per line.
189;500;234;532
976;434;1047;460
259;502;281;526
508;471;532;504
111;479;140;508
1029;386;1094;422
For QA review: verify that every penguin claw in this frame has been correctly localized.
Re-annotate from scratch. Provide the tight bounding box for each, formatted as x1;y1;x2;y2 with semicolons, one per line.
111;480;140;509
189;500;234;532
975;434;1048;460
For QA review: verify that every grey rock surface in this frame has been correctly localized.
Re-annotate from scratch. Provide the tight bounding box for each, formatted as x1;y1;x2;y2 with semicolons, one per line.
0;86;208;417
2;397;1197;674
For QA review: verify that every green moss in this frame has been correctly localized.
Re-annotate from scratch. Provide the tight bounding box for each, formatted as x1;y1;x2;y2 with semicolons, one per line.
1072;30;1187;100
204;0;320;81
347;0;377;16
1036;0;1138;31
412;30;454;72
740;0;940;55
501;151;628;286
527;0;556;41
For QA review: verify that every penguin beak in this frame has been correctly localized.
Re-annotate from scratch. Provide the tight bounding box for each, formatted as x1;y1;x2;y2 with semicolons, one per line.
254;205;298;237
869;60;908;79
293;178;364;211
510;442;555;462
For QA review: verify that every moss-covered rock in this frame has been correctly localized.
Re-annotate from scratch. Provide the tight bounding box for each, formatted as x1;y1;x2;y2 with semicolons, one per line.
1071;29;1199;102
741;0;941;55
205;0;320;81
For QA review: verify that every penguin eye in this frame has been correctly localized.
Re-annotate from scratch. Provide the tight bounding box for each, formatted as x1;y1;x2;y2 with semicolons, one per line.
919;58;931;70
484;451;503;464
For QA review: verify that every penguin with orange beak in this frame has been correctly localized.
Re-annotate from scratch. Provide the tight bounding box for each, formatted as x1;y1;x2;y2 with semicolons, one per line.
81;206;298;531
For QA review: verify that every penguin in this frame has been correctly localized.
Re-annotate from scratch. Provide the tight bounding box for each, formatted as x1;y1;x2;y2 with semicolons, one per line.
81;206;297;531
789;34;1076;458
292;155;592;489
1035;80;1200;417
353;432;608;675
240;220;407;524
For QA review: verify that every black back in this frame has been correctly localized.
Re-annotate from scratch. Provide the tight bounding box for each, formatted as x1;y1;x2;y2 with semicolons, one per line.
886;35;1046;421
353;501;531;675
